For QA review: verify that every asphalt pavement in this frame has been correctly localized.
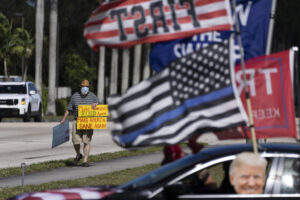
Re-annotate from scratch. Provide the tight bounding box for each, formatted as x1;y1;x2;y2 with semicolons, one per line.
0;122;123;168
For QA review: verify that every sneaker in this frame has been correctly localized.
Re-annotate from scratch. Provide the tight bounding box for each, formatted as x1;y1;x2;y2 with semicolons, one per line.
73;154;83;165
82;162;90;167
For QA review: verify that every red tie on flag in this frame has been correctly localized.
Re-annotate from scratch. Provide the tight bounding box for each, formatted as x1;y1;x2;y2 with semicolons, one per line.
215;49;297;140
84;0;233;49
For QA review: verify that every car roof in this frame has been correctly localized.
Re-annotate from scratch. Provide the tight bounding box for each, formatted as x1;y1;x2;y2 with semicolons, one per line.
182;143;300;173
0;75;22;82
196;143;300;161
0;81;31;85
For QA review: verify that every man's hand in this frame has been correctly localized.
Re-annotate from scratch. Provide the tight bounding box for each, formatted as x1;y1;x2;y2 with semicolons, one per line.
61;110;69;124
92;103;98;109
61;118;66;124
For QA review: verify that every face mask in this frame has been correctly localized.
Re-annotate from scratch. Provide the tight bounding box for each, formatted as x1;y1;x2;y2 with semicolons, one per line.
81;86;89;95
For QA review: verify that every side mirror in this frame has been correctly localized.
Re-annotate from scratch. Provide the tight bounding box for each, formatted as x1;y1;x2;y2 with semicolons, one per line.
29;90;36;95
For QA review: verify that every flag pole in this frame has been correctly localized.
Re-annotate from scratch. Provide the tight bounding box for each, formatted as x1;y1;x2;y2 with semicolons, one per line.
232;0;258;154
266;0;277;55
292;47;300;141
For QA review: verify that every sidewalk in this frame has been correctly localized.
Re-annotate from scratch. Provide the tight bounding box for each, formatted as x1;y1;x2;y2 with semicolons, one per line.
0;152;163;188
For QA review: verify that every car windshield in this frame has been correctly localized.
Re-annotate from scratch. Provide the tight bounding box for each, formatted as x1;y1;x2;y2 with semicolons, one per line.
0;85;27;94
120;154;197;190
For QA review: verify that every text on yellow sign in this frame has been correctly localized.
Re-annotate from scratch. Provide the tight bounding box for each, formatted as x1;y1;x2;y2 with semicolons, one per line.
78;105;108;117
77;117;107;130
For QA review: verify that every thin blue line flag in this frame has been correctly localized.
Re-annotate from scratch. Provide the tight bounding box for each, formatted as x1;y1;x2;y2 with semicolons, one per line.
108;39;248;148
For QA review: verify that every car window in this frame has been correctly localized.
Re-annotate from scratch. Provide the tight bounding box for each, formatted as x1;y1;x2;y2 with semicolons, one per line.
31;84;37;92
121;154;197;190
278;158;300;194
28;83;37;92
170;161;233;195
161;155;274;199
0;84;27;94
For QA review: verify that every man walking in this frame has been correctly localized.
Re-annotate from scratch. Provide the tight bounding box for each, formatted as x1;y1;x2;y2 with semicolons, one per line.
61;80;101;167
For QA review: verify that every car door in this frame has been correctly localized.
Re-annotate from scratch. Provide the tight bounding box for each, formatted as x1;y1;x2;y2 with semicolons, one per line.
159;153;300;200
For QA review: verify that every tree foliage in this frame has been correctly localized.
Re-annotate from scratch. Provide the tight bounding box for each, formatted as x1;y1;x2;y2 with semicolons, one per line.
0;13;19;77
0;12;34;79
12;27;34;80
63;52;97;93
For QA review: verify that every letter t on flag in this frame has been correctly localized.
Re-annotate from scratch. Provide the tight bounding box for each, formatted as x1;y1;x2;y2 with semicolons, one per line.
108;39;248;148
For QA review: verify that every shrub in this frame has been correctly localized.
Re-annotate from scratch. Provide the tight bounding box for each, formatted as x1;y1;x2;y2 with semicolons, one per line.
42;85;48;115
55;97;70;116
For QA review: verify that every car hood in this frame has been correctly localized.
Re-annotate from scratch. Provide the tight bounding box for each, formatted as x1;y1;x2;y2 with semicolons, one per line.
8;186;120;200
0;94;27;99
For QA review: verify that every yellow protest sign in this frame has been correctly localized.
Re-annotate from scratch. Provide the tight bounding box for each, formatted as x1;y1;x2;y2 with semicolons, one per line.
77;105;108;130
77;117;107;130
78;105;108;117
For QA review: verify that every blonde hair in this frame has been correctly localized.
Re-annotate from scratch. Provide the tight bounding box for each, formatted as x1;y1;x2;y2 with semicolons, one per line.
229;152;267;175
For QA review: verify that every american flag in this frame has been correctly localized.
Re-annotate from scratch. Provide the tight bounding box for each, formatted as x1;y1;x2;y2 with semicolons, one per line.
108;39;248;148
84;0;233;49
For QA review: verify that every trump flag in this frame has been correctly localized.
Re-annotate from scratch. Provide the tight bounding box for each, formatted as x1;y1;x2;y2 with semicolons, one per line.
150;0;273;72
235;49;297;139
107;39;248;148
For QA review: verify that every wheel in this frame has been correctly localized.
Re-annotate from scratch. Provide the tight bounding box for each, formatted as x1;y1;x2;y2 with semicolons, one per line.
23;105;31;122
0;118;2;122
34;104;42;122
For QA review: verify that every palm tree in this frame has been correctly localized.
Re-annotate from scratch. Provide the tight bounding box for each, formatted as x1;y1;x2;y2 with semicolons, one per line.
0;13;17;78
35;0;44;97
46;0;58;116
11;28;34;81
97;46;105;103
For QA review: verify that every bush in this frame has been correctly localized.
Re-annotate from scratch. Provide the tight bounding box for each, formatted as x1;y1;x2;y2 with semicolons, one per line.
63;53;97;92
42;85;48;115
55;97;70;116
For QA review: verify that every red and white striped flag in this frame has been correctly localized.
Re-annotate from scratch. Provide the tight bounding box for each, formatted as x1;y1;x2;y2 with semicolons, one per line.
84;0;233;49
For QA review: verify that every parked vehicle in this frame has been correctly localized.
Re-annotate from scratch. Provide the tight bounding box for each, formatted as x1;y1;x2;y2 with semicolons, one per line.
9;143;300;199
0;81;42;122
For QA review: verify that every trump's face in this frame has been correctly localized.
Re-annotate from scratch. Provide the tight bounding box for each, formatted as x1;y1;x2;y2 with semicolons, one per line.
229;164;265;194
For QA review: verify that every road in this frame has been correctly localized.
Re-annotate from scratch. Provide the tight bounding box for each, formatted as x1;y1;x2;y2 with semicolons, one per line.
0;121;123;169
0;121;297;169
